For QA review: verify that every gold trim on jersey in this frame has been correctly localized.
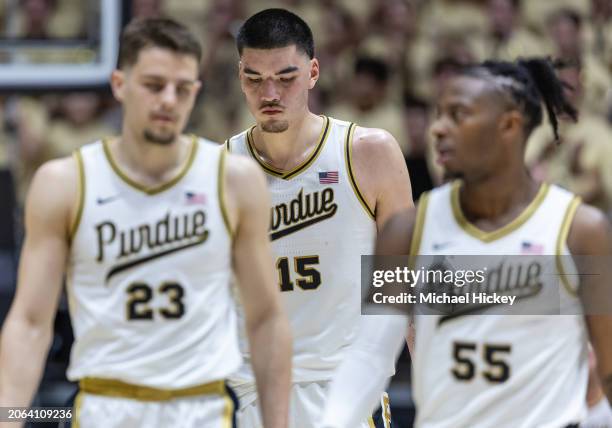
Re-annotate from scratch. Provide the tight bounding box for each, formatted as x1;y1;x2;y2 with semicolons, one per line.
368;417;376;428
222;389;234;428
245;116;330;180
381;392;392;428
102;135;199;195
345;122;376;220
409;191;430;268
72;391;83;428
69;149;86;241
218;148;233;238
451;181;549;243
224;138;230;152
79;377;226;401
556;196;581;297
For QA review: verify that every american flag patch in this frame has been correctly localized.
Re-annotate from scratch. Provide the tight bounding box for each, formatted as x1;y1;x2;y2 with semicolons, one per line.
185;191;206;205
521;241;544;255
319;171;339;184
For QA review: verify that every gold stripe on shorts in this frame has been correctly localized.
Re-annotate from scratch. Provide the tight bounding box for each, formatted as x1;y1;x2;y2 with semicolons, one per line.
79;378;226;401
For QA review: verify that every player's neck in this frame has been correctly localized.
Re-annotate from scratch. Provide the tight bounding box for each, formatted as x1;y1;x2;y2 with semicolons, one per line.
459;168;539;224
251;112;324;171
111;130;192;185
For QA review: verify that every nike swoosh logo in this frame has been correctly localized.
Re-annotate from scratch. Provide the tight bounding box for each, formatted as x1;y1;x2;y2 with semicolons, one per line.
270;209;336;241
97;195;121;205
105;233;209;283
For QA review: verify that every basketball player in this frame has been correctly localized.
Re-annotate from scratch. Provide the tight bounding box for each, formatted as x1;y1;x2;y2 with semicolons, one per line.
320;57;612;427
0;18;291;428
225;8;413;428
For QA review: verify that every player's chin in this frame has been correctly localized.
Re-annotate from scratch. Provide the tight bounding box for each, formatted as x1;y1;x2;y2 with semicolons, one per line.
261;119;289;133
143;128;177;145
442;168;464;181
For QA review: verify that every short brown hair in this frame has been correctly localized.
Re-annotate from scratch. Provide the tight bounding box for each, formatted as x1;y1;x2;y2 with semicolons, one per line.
117;18;202;69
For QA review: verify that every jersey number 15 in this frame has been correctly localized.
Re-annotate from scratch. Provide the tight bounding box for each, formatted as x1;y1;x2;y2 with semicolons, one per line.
276;256;321;292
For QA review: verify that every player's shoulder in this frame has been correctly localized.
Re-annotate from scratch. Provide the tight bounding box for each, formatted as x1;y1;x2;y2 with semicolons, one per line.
346;125;405;178
352;126;399;150
33;155;79;191
224;152;266;189
26;155;80;227
567;201;611;255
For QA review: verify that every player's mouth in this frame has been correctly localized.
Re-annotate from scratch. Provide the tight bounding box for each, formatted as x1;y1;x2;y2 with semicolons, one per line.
151;113;176;123
436;147;454;166
261;108;283;115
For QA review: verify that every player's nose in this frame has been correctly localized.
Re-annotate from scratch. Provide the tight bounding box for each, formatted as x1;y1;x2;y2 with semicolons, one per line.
260;79;280;102
159;84;178;109
430;116;450;141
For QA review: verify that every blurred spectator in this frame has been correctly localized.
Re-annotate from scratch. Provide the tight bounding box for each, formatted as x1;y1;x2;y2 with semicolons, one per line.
548;8;584;63
2;0;91;64
360;0;435;102
402;94;436;200
9;92;116;205
46;92;117;158
522;0;590;33
131;0;164;19
329;56;408;154
483;0;553;60
420;0;488;37
10;96;52;204
527;60;612;215
190;0;246;142
9;0;84;39
586;0;612;71
17;0;57;39
429;56;464;100
316;2;358;106
548;7;612;116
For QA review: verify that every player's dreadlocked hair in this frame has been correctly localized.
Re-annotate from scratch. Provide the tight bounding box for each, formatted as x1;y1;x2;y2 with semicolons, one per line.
463;57;578;141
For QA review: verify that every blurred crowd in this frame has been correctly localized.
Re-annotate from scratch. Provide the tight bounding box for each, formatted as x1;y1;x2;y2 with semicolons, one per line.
1;0;612;215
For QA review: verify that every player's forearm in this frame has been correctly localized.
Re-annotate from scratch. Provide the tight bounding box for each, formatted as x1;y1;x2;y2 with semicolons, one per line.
0;317;53;406
319;315;408;428
247;309;292;428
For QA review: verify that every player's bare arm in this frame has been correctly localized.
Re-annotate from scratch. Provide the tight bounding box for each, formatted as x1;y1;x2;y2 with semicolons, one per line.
224;153;292;428
320;204;414;428
350;126;414;230
0;156;77;408
319;131;415;427
567;204;612;403
375;205;418;355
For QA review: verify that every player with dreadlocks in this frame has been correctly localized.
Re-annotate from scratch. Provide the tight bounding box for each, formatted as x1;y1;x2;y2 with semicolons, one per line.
319;57;612;428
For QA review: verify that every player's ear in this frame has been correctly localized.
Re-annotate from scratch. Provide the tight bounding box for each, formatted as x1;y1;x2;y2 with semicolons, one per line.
238;60;247;92
110;69;125;102
309;58;319;89
499;109;523;142
192;80;202;96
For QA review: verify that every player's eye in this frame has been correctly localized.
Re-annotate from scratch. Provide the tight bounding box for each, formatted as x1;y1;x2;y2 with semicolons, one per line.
177;85;191;97
450;106;466;122
434;105;442;118
247;77;262;84
144;82;163;92
280;77;296;83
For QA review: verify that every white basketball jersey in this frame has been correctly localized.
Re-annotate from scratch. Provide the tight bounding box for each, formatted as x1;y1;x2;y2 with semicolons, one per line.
66;137;241;389
411;181;588;428
227;116;376;382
